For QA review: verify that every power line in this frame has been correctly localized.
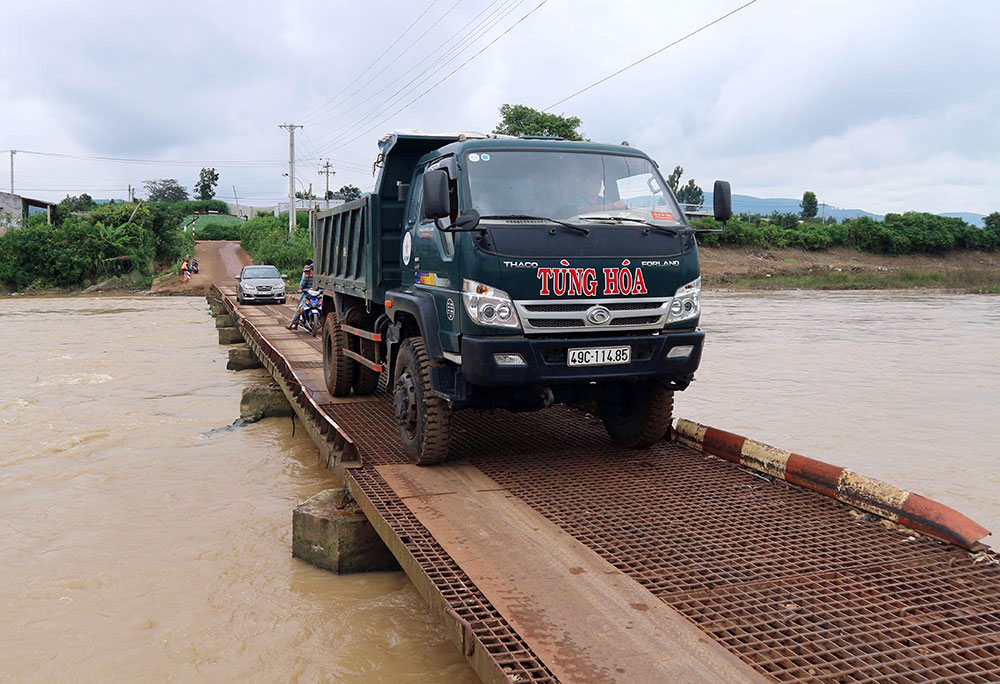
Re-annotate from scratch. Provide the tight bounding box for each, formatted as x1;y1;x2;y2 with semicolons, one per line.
307;0;519;148
319;0;549;154
298;0;445;124
302;0;476;130
13;149;287;167
544;0;760;111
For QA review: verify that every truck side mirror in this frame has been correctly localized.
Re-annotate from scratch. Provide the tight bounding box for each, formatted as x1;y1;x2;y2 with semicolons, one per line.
422;169;450;220
713;180;732;222
397;181;409;203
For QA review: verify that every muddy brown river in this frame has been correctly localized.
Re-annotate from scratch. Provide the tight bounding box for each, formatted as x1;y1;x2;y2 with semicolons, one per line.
0;291;996;682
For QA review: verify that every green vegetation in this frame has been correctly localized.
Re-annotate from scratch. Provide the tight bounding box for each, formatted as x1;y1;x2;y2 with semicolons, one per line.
667;166;704;207
696;212;1000;255
143;178;189;202
195;219;243;240
240;211;311;275
329;185;361;201
0;197;229;291
494;104;584;141
194;167;219;200
800;191;818;219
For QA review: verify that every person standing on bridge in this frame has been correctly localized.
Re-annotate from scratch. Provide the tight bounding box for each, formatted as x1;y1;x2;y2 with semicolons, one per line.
287;260;315;330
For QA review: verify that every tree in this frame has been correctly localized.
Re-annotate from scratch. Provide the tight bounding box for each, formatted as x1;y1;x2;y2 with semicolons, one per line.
143;179;189;202
984;211;1000;237
667;166;684;192
493;104;584;141
295;189;317;200
329;185;361;201
666;166;703;207
676;179;704;207
54;193;97;224
801;191;818;219
194;168;219;200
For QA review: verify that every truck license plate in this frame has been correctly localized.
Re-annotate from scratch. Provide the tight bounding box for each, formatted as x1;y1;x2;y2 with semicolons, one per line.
567;346;631;367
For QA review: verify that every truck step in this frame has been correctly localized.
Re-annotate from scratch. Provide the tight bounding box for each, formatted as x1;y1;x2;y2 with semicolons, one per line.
343;349;384;373
340;323;383;342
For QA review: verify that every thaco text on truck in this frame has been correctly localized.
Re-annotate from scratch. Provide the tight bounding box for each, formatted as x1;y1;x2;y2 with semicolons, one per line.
314;132;731;464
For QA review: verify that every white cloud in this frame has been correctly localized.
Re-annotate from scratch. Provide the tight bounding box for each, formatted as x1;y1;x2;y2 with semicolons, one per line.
2;0;999;213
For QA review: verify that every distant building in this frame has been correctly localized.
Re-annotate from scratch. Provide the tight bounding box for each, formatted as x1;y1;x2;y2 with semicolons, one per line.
0;191;56;233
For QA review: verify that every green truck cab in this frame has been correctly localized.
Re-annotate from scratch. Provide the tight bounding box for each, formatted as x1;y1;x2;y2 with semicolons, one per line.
314;132;731;464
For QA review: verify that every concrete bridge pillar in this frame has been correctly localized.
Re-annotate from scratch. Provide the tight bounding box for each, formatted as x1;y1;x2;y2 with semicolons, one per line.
292;489;398;574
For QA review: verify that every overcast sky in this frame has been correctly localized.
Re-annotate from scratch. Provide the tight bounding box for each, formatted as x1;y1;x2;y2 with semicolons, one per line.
3;0;999;214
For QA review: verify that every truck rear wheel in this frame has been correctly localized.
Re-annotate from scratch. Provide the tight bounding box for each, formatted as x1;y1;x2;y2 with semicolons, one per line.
600;382;673;448
322;311;353;397
393;337;452;465
352;337;381;395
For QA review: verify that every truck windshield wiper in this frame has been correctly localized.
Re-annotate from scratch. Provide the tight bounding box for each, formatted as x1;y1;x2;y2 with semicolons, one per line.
481;214;590;236
576;215;680;236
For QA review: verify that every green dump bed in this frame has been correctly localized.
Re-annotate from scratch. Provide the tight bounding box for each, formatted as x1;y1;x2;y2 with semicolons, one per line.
312;132;467;303
314;195;397;302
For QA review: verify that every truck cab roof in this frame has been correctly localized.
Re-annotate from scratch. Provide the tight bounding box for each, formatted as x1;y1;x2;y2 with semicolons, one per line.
416;137;651;167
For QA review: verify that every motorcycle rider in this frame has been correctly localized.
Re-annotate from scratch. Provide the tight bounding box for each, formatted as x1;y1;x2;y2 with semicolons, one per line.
287;260;315;330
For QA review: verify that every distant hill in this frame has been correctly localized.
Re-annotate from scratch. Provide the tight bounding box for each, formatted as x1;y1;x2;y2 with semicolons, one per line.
701;193;986;227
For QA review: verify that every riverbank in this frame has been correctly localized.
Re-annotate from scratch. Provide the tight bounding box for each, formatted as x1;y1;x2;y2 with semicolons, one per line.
699;247;1000;293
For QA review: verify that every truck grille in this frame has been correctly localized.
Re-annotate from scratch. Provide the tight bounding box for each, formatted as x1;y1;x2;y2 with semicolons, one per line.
523;301;655;313
515;297;671;334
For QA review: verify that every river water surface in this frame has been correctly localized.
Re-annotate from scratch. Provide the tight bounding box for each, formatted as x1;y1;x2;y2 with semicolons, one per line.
0;291;997;683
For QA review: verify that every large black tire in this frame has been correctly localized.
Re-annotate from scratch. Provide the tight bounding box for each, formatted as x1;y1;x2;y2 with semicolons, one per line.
600;382;674;448
322;311;353;397
393;338;453;465
353;336;381;395
346;309;380;396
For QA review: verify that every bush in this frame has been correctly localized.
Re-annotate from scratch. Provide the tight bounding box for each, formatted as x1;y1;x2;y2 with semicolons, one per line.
0;213;155;290
196;222;243;240
240;211;311;273
698;211;996;255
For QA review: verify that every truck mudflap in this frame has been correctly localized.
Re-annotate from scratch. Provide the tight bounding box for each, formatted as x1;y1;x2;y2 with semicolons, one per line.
458;330;704;387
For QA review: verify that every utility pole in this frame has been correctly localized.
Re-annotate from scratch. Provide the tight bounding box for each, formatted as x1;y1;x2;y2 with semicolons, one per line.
318;159;335;210
9;150;15;194
232;185;243;221
279;124;302;236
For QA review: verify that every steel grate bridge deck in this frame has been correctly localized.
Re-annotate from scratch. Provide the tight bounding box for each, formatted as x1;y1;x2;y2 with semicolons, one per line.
217;287;1000;683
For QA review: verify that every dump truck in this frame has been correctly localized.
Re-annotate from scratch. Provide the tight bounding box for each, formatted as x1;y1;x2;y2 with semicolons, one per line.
314;132;731;464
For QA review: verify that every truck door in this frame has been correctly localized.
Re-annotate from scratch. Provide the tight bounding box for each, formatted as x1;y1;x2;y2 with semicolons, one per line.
402;158;462;354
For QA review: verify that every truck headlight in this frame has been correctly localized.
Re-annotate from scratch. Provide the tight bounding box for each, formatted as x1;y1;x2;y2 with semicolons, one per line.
462;279;521;329
667;277;700;323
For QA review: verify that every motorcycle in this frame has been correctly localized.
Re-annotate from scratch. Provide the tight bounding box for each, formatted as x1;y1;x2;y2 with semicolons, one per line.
299;288;324;337
191;258;200;274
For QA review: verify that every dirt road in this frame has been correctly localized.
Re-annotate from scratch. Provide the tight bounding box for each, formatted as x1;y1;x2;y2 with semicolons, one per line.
152;241;252;295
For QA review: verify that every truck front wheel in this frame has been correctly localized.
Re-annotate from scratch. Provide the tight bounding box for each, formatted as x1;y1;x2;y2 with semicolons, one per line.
393;337;453;465
600;382;673;448
322;312;353;397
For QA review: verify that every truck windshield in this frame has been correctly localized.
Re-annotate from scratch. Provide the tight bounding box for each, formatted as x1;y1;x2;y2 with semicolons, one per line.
465;150;684;225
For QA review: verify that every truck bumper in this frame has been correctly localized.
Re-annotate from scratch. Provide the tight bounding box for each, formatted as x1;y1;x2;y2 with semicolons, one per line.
459;330;704;387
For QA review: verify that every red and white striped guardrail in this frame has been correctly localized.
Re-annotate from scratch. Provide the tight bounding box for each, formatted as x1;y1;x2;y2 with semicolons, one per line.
674;419;990;550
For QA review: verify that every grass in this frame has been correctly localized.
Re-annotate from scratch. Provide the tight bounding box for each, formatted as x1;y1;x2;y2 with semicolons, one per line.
710;269;1000;294
183;213;243;229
